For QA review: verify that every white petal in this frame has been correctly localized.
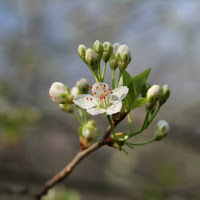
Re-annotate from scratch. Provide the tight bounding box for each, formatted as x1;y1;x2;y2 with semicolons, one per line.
73;94;97;109
87;107;105;115
106;101;122;115
112;86;129;101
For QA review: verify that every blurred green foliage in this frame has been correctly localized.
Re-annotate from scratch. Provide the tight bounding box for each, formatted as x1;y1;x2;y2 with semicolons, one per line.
42;185;80;200
0;99;40;145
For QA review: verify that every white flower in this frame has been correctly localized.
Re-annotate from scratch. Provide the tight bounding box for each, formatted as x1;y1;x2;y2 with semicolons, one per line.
49;82;67;103
73;82;129;115
147;85;160;100
157;120;170;133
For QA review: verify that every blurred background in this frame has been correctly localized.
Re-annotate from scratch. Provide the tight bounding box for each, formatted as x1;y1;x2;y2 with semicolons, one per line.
0;0;200;199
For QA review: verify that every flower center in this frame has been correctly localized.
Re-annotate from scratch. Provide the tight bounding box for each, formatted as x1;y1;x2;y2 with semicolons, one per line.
92;82;113;109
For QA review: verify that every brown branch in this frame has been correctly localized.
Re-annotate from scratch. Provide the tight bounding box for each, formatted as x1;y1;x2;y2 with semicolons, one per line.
0;113;127;199
35;113;127;199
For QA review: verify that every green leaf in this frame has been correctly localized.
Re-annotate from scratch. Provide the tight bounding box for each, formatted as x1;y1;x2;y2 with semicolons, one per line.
122;68;151;110
78;126;83;136
131;97;147;110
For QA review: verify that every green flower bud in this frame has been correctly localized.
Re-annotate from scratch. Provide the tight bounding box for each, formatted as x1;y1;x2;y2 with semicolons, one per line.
76;78;89;94
67;94;74;104
59;104;73;113
155;120;170;141
78;44;87;62
117;44;131;70
93;40;103;59
82;123;97;140
109;53;118;70
103;41;113;62
146;85;160;110
159;85;170;105
85;48;98;71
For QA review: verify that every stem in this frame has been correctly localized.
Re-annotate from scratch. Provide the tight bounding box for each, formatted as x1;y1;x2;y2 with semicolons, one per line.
101;61;107;81
126;138;155;146
115;70;122;88
88;66;99;82
147;105;161;126
84;109;89;122
142;110;150;130
72;111;83;125
107;115;115;138
98;61;101;80
112;69;115;89
127;113;133;133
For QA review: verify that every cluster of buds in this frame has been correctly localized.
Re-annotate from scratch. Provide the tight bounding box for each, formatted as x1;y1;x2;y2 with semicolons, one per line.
146;84;170;110
154;120;170;140
78;41;131;82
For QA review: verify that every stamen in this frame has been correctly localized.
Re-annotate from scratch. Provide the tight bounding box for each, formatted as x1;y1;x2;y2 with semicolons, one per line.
104;84;106;87
87;97;89;100
109;88;111;91
94;92;96;95
49;95;52;98
110;92;113;94
96;86;98;90
89;85;92;90
100;94;103;100
104;94;107;97
90;98;92;100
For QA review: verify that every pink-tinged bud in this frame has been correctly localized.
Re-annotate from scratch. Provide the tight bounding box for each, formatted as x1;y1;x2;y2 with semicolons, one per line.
49;82;67;103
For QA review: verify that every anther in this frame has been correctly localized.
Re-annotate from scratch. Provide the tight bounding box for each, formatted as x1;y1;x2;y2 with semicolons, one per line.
94;92;96;95
110;92;113;94
89;86;92;90
90;98;92;100
96;86;98;90
49;95;52;98
87;97;89;100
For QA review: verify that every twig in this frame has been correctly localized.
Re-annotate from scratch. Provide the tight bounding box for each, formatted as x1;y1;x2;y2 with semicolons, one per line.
35;113;127;199
0;113;127;199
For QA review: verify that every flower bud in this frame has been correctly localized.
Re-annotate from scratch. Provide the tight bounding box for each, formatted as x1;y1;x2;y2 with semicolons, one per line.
113;43;120;56
49;82;68;103
117;44;131;70
78;44;87;62
103;41;113;62
76;78;89;94
82;120;97;140
146;85;160;109
109;53;118;70
71;86;80;97
59;104;73;113
155;120;170;141
93;40;103;59
85;48;98;71
159;84;170;105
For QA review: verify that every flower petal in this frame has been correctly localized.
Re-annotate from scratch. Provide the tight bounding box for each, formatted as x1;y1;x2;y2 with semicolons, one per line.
73;94;97;109
106;101;122;115
87;107;105;115
112;86;129;101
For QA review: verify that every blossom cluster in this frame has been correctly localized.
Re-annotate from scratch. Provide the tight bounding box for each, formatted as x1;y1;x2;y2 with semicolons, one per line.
48;40;170;151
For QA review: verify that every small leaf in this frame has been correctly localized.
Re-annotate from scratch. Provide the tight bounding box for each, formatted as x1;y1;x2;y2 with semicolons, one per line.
78;126;83;136
122;68;151;110
131;97;147;110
